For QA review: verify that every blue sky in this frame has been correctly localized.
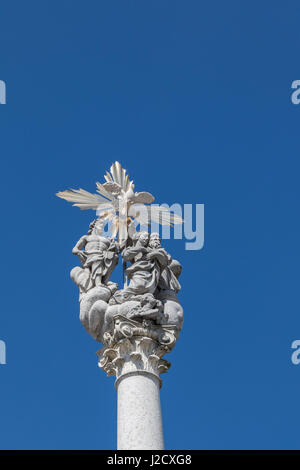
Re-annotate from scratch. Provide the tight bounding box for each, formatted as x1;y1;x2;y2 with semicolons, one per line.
1;0;300;450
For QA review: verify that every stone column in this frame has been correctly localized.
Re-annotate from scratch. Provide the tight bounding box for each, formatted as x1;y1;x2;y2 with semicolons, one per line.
97;315;178;450
117;367;164;449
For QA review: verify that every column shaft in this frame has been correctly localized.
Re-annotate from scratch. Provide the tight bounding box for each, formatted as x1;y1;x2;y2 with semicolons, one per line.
116;372;164;450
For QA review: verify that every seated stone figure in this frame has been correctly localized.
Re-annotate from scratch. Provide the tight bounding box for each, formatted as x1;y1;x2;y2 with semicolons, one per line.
111;231;169;304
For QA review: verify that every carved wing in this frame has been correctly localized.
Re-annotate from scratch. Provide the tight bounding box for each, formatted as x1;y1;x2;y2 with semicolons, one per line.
95;182;115;201
56;188;114;211
133;192;155;204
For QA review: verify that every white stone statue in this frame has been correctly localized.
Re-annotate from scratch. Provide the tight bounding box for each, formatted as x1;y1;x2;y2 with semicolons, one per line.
69;224;183;341
57;162;185;450
70;218;119;295
110;231;168;303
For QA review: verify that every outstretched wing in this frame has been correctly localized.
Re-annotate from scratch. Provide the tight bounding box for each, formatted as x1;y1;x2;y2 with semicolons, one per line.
133;192;155;204
56;188;113;211
95;182;115;201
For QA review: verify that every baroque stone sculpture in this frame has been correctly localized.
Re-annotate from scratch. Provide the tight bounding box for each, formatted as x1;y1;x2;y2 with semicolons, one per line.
57;162;184;449
70;226;183;367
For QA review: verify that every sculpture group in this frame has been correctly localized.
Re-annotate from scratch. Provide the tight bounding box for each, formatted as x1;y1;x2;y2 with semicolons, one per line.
71;221;183;347
57;162;184;379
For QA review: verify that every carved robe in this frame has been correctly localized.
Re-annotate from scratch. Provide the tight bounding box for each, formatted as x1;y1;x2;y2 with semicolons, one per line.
122;246;169;296
158;258;182;293
82;237;118;290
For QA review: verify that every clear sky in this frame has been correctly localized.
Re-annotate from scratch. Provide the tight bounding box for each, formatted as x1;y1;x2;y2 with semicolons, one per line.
0;0;300;450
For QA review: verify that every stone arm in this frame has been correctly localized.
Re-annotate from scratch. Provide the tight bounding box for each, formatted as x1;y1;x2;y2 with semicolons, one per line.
147;249;169;269
72;236;88;263
122;246;148;263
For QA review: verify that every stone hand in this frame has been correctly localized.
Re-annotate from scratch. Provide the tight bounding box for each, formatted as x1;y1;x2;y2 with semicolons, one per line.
73;249;86;262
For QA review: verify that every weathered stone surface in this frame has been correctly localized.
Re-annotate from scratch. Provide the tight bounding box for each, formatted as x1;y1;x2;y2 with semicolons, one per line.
97;315;178;383
71;227;184;346
117;373;164;450
58;162;185;450
96;315;177;450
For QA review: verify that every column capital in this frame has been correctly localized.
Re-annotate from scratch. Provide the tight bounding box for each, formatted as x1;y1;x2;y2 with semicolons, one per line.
97;315;179;386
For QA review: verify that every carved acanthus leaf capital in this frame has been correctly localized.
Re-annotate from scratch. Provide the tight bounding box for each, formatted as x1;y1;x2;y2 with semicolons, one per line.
97;315;179;385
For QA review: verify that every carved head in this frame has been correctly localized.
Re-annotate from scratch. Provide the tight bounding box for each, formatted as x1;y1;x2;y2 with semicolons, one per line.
133;230;149;247
88;218;105;235
149;232;161;249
